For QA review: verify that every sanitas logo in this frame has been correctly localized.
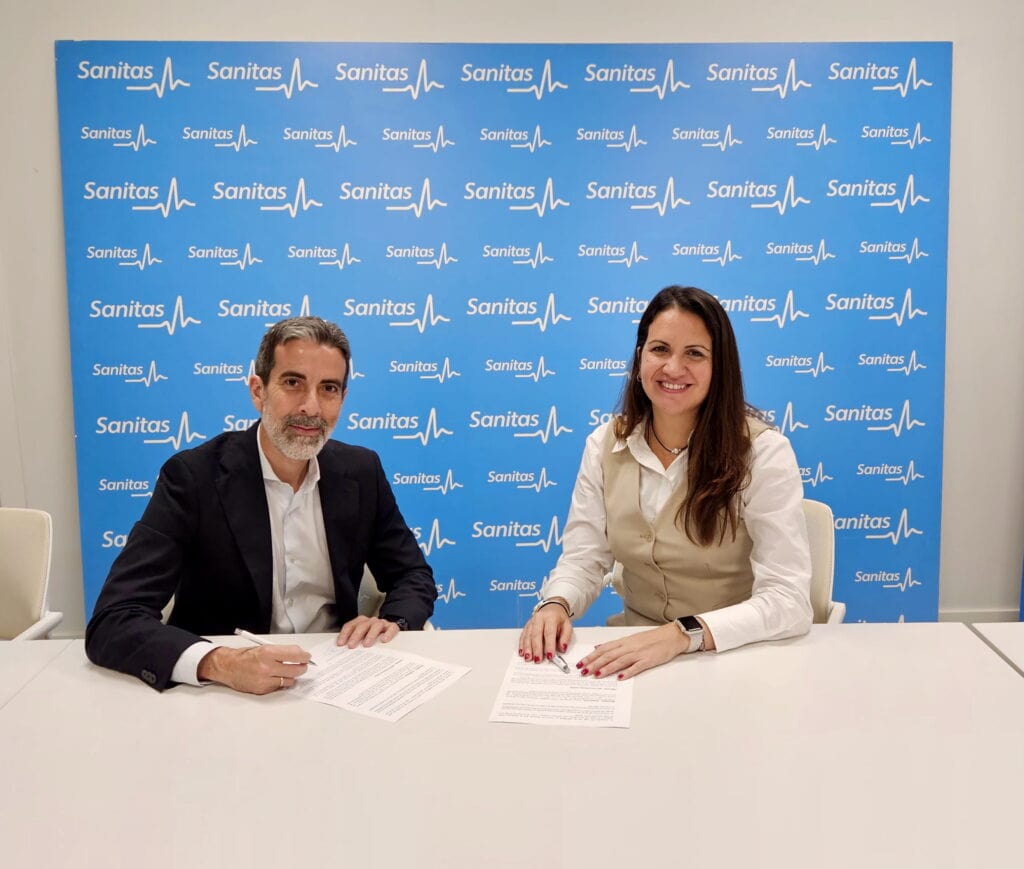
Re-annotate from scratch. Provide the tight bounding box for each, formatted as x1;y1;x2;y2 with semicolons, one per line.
823;404;894;423
464;181;538;201
77;60;154;80
207;61;282;81
488;578;539;594
83;180;160;201
217;298;294;319
824;292;895;312
471;520;542;539
469;410;542;430
827;61;899;81
826;177;899;199
706;179;779;200
584;181;657;201
346;412;422;432
466;297;537;317
834;513;892;531
586;296;649;316
89;299;166;319
715;294;776;313
483;358;551;378
706;61;779;82
95;415;171;435
342;297;417;317
335;61;410;82
588;409;617;428
193;362;245;377
583;63;657;83
338;181;413;201
460;61;537;83
101;530;129;549
481;242;553;268
223;415;259;431
576;126;630;142
579;357;627;375
98;478;151;496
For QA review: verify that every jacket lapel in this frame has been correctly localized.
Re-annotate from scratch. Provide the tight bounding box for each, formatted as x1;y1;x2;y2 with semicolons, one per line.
317;444;359;608
216;425;274;629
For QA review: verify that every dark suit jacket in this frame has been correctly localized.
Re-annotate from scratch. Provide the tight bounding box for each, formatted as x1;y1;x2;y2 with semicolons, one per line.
85;424;435;690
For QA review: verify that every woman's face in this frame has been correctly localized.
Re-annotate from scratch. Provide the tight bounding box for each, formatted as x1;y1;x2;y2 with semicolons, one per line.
638;307;713;424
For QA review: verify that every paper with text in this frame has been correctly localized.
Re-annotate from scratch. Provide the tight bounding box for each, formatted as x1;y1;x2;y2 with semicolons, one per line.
292;640;469;722
489;645;632;728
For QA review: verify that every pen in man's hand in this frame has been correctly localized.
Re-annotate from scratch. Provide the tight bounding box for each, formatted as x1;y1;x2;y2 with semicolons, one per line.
234;628;318;666
549;653;570;674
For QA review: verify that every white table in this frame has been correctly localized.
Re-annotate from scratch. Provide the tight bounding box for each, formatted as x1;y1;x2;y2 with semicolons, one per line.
0;638;70;709
974;622;1024;672
2;625;1024;868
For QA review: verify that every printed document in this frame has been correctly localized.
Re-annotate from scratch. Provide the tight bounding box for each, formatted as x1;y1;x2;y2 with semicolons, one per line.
292;640;469;722
489;645;633;728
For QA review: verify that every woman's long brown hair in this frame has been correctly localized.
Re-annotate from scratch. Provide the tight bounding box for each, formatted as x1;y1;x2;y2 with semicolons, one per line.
613;286;757;546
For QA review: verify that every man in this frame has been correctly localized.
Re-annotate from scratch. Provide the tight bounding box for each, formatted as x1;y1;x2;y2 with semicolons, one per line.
86;316;436;693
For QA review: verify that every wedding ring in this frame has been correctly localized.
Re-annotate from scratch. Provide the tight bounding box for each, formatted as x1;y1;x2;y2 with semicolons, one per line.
279;676;284;689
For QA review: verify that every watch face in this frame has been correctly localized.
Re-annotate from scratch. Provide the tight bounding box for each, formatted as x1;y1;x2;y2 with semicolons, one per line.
678;615;702;632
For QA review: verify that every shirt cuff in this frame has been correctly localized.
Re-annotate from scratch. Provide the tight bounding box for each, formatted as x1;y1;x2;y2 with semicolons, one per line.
171;641;220;686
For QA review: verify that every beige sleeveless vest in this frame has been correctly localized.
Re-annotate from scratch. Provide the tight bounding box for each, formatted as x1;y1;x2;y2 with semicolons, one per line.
602;417;771;626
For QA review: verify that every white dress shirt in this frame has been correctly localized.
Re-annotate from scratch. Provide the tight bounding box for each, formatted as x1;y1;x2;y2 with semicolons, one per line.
541;421;813;652
171;425;336;685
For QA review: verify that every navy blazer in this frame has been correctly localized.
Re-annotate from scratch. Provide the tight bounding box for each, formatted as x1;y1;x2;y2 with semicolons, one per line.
85;424;435;690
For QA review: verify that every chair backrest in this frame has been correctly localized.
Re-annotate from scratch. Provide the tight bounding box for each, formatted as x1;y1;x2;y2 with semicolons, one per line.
0;508;53;640
801;499;835;624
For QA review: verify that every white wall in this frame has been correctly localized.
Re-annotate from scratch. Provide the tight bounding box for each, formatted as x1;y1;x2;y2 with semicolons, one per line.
2;0;1021;636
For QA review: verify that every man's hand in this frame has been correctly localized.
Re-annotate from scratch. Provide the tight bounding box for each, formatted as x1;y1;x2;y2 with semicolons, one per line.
336;615;401;649
197;645;310;694
576;624;690;681
518;599;574;664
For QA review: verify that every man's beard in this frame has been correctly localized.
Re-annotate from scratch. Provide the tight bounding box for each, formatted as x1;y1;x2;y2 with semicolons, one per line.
263;412;329;461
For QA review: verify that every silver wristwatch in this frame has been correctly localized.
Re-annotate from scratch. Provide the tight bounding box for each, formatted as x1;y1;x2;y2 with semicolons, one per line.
676;615;704;653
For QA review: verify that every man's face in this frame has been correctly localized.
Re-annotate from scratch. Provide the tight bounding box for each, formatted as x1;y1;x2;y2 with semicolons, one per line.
249;339;347;463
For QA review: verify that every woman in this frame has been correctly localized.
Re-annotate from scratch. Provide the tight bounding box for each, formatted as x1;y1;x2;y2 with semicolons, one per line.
518;285;812;679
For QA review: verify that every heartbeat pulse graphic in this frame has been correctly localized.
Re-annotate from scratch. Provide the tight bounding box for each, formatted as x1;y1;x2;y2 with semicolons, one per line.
387;179;447;217
890;238;929;264
887;350;927;376
511;125;551;152
214;124;258;151
801;463;833;488
514;407;572;444
795;239;836;265
315;125;358;151
144;412;206;449
224;359;257;384
418;243;458;269
751;290;810;328
869;288;927;326
320;243;361;270
421;357;461;383
752;59;811;99
424;470;463;495
871;175;930;213
255;58;318;99
778;402;809;435
113;124;157;151
509;178;569;216
868;400;926;437
892;123;931;149
883;568;923;592
751;176;810;214
866;509;924;544
261;178;322;217
394;408;453;445
794;352;834;377
383;59;444;99
435;578;466;604
124;360;168;387
138;296;200;334
132;177;195;217
413;125;455;152
873;58;932;97
513;242;554;268
516;516;564;553
608;242;647;268
515;356;556;382
417;519;455;556
630;59;690;99
348;358;365;380
702;240;742;267
511;293;571;331
126;58;189;98
518;467;557;493
796;124;836;150
507;60;568;99
391;294;451;333
220;243;262;270
631;177;690;215
119;243;161;270
607;125;647;152
886;461;925;485
702;124;742;151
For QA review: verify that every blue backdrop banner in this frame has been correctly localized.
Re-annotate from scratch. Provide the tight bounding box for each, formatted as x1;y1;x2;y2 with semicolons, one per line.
55;41;951;627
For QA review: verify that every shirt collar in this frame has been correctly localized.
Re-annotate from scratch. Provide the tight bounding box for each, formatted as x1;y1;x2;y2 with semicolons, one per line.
616;419;690;470
256;423;321;492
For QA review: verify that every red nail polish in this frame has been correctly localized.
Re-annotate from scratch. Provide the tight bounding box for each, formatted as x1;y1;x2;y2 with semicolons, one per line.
560;644;567;653
581;668;589;675
617;673;624;680
533;656;540;663
595;671;601;677
546;652;552;660
575;661;582;669
518;649;523;656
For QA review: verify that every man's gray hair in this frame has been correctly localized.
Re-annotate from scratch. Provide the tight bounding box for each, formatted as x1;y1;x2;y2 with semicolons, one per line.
254;317;351;388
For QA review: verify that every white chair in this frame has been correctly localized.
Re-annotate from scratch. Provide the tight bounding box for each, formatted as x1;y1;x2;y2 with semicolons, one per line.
802;498;846;624
0;508;64;640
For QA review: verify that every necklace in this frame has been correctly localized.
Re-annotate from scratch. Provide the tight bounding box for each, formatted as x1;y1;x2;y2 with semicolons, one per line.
648;421;685;456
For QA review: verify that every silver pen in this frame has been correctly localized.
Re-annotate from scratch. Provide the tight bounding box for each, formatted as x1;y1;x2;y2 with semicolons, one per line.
233;628;318;666
549;653;571;674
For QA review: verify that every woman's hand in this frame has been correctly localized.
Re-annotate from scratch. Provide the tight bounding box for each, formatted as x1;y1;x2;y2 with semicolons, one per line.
518;600;573;663
577;623;691;680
